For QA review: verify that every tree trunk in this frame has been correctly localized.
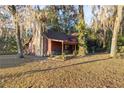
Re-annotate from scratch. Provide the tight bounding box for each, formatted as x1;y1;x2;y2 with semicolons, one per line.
78;5;87;56
15;20;24;58
40;23;44;56
79;5;84;18
103;30;107;48
34;22;40;56
0;28;2;37
110;6;123;57
33;22;44;57
7;5;24;58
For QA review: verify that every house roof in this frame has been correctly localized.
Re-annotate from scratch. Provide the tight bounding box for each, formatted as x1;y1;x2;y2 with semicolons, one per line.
43;29;78;44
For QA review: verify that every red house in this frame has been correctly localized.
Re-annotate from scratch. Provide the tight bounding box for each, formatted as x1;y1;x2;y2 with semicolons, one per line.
43;29;78;56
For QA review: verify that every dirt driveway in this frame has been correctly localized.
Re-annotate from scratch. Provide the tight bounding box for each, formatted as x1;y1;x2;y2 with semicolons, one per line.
0;55;47;68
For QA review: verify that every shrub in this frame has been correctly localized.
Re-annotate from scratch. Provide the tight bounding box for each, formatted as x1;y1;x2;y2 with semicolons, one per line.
73;50;78;56
61;53;66;60
0;36;17;55
118;36;124;53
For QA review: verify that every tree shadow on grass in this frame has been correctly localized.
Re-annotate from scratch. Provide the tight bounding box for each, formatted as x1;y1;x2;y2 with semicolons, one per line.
26;57;111;73
0;57;111;80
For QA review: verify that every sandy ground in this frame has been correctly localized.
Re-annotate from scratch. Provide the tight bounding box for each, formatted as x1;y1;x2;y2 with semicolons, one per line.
0;53;124;88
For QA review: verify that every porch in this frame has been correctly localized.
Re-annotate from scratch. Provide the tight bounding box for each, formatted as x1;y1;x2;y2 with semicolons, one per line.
47;39;78;56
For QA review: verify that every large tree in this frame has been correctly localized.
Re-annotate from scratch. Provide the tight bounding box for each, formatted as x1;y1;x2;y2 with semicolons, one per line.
58;5;78;34
32;6;47;56
45;6;60;30
7;5;24;58
76;5;87;56
110;6;123;57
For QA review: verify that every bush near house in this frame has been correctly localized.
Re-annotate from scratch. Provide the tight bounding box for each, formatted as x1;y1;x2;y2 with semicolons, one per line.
0;36;17;55
118;36;124;53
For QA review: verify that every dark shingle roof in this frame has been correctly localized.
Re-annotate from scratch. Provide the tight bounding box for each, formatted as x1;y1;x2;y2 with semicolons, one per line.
44;29;69;40
44;29;75;41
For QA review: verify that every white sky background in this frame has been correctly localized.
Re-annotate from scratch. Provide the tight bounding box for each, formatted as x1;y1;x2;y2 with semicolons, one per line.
0;0;124;5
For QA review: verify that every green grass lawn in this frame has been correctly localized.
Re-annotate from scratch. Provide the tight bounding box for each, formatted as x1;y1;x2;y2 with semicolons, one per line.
0;53;124;88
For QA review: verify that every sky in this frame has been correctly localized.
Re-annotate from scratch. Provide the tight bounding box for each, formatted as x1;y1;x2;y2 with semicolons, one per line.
83;5;93;26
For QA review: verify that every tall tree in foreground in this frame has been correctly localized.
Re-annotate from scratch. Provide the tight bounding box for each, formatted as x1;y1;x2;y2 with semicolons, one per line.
7;5;24;58
76;5;87;56
32;6;47;56
110;6;123;57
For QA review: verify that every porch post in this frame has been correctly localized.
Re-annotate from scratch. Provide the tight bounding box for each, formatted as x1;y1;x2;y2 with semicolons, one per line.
62;41;64;54
48;39;52;55
75;44;76;51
